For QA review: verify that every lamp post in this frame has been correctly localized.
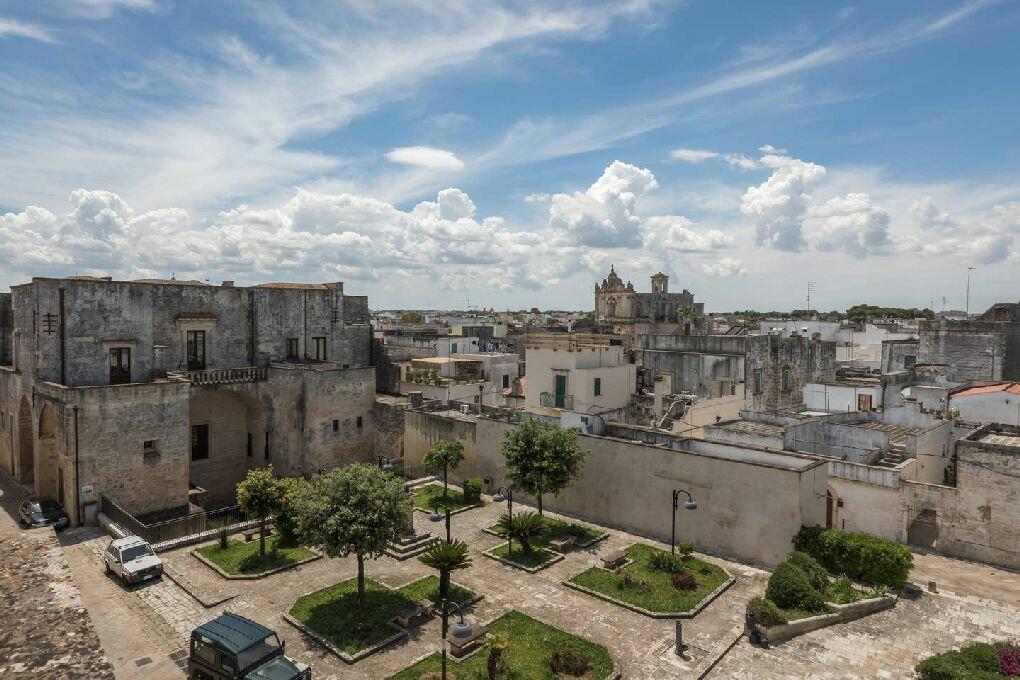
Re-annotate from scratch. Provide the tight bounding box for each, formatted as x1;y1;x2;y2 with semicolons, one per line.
671;489;697;555
492;486;514;556
440;598;472;680
430;501;452;542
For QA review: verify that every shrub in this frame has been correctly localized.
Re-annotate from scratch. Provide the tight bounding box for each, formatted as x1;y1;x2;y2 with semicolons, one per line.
764;561;825;613
1001;648;1020;677
915;642;1015;680
274;476;306;545
675;541;694;558
648;550;687;574
827;575;860;605
793;525;912;588
463;478;482;504
549;649;592;676
671;570;697;591
746;597;787;627
785;551;829;591
616;572;647;590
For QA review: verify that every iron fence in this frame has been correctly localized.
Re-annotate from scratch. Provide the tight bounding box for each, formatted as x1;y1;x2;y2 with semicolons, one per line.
100;495;255;550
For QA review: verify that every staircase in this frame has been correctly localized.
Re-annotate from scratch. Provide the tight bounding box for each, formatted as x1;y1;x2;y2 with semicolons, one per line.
385;532;439;560
875;449;910;468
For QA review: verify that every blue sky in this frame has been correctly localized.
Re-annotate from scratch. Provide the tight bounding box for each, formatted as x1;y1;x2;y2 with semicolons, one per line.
0;0;1018;312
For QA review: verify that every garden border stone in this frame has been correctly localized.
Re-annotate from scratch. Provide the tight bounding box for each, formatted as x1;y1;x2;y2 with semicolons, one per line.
482;542;565;573
481;525;609;550
411;482;485;516
191;543;322;580
750;594;897;645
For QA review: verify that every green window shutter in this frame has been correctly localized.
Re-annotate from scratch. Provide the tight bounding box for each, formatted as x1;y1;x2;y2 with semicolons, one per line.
594;377;602;396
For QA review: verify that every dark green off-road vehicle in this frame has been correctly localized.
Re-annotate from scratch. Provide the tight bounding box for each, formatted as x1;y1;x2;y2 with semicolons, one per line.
188;612;311;680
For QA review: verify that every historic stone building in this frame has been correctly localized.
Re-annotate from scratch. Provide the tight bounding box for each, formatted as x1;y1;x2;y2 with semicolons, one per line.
744;333;837;412
0;276;374;524
594;268;707;336
916;303;1020;382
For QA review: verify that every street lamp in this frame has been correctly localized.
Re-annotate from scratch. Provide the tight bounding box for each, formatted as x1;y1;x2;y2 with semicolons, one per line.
430;501;452;542
671;489;697;555
492;486;514;556
440;598;472;680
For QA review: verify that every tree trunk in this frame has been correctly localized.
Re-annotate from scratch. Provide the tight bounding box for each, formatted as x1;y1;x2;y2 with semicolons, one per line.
259;516;266;557
537;494;543;516
357;552;365;607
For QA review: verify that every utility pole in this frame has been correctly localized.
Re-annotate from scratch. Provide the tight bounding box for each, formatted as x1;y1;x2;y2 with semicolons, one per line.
965;267;975;317
806;281;816;315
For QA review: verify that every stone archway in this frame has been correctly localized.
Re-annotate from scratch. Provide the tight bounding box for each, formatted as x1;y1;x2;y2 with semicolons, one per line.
36;404;60;502
17;397;34;486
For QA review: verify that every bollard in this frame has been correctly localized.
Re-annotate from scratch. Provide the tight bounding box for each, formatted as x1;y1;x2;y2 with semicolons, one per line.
675;620;684;656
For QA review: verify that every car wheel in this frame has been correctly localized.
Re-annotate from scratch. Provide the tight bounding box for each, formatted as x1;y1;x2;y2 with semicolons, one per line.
105;562;112;575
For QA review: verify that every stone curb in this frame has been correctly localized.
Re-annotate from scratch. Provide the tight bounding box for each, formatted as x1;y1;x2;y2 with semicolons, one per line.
482;543;565;573
563;562;736;619
190;544;323;580
753;594;897;645
162;564;237;608
481;525;609;550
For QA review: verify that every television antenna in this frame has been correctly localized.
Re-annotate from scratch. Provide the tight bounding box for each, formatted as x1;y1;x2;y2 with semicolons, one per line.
806;281;816;313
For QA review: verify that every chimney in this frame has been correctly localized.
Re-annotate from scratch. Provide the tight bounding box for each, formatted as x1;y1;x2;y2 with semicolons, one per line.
222;281;234;287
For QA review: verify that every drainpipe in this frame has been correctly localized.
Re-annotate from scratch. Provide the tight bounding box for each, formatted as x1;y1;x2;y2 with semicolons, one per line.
73;406;80;526
59;287;66;385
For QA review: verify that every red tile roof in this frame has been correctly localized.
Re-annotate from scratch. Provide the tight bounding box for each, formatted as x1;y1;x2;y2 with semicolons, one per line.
952;382;1020;398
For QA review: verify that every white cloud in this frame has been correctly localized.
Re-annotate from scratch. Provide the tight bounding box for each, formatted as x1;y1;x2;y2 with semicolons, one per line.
643;216;735;252
701;257;747;278
758;144;787;155
669;149;719;163
548;161;658;247
0;18;56;43
723;153;758;170
385;146;465;172
741;153;827;251
64;0;160;19
809;192;891;257
909;195;958;233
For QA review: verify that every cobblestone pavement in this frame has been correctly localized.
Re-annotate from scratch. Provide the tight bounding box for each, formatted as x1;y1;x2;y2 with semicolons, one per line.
44;485;1020;680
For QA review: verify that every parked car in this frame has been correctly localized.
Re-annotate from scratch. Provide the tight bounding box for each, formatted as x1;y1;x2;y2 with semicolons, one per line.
188;612;311;680
103;536;164;584
18;499;69;530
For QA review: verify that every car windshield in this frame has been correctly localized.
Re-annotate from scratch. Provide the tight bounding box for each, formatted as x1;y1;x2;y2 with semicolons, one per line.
24;501;45;517
235;634;281;671
121;544;154;562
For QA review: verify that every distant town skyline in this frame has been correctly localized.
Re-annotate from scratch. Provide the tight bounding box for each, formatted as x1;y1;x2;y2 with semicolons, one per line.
0;1;1018;312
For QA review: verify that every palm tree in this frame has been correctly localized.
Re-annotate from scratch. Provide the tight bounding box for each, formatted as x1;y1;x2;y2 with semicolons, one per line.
507;511;545;554
419;539;471;602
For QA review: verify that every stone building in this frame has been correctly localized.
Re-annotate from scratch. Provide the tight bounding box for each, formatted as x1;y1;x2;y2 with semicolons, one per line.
0;292;11;366
0;276;374;524
744;333;837;412
916;303;1020;382
594;267;707;336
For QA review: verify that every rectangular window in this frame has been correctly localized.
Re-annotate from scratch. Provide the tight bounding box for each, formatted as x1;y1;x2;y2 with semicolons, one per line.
753;368;763;395
904;355;916;369
332;419;339;432
356;416;363;429
313;336;327;361
451;342;458;354
187;330;206;370
594;377;602;397
781;366;792;392
286;337;299;359
502;374;510;389
109;347;131;385
143;439;159;456
190;424;209;461
264;432;270;461
246;433;253;457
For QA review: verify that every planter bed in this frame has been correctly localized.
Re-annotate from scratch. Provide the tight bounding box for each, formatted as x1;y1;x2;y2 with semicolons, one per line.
285;576;478;663
411;483;483;515
387;610;619;680
483;542;564;573
753;595;897;645
565;543;733;618
483;516;608;550
193;536;320;579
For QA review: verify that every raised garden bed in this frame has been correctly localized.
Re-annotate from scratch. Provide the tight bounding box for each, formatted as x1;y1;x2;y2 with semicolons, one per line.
565;543;733;618
387;610;619;680
484;515;608;550
749;594;897;645
285;576;478;663
411;483;483;515
193;536;320;579
483;542;564;573
915;641;1020;679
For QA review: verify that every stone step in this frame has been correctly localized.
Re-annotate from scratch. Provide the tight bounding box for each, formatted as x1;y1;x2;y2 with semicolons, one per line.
385;533;439;561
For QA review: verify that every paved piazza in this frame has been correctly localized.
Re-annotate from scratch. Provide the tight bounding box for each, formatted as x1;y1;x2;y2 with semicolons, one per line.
3;474;1015;680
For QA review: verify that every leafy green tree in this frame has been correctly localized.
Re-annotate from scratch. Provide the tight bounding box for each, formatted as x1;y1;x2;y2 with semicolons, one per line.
273;476;308;546
236;466;284;557
418;540;471;602
294;463;409;606
500;420;588;515
423;439;465;500
399;311;423;324
507;511;545;554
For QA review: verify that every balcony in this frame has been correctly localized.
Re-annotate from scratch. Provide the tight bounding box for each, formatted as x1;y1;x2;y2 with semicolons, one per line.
169;366;268;386
540;392;574;409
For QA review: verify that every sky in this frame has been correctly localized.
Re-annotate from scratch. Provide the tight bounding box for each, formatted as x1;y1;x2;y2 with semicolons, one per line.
0;1;1018;313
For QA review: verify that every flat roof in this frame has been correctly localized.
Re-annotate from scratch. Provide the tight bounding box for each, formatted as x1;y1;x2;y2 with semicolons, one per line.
712;420;786;439
979;433;1020;448
851;421;926;445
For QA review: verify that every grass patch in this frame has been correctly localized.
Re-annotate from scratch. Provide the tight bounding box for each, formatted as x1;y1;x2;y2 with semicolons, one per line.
196;536;314;575
491;542;557;569
487;516;604;549
412;484;480;512
289;577;478;656
568;543;728;613
387;610;614;680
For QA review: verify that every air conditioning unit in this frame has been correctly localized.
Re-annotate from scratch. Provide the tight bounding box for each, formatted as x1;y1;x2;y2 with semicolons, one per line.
460;404;471;414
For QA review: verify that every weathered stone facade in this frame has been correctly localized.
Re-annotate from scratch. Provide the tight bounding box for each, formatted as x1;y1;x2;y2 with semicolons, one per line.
635;334;746;398
918;305;1020;382
594;268;707;334
744;334;836;412
0;292;11;366
881;337;920;374
0;276;376;522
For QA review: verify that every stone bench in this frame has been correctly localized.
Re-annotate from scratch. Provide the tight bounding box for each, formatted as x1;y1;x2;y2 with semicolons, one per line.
449;621;488;658
242;527;274;543
548;537;575;553
393;599;433;629
601;549;628;570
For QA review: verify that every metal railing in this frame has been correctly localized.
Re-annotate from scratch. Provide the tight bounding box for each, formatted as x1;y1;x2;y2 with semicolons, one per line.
100;495;256;550
168;366;268;386
540;392;574;409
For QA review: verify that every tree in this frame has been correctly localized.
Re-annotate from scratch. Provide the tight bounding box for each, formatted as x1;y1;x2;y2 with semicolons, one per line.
399;311;423;324
500;420;588;515
236;466;284;558
418;540;471;602
423;440;465;500
273;476;308;546
294;463;409;606
507;511;544;554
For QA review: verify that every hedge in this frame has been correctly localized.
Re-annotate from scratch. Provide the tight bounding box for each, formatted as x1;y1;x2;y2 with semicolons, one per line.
764;560;825;613
463;479;482;504
785;550;829;591
746;597;787;627
793;525;912;588
915;641;1019;680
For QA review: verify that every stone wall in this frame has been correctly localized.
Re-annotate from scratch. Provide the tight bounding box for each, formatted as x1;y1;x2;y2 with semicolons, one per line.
917;319;1012;382
881;339;919;374
745;335;836;412
373;395;408;462
0;292;11;366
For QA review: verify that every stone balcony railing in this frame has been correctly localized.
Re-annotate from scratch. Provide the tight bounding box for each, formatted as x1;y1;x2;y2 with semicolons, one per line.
540;392;574;409
168;366;268;386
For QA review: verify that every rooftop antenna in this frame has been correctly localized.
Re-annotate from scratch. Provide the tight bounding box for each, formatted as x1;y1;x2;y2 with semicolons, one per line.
806;281;816;315
965;267;975;316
